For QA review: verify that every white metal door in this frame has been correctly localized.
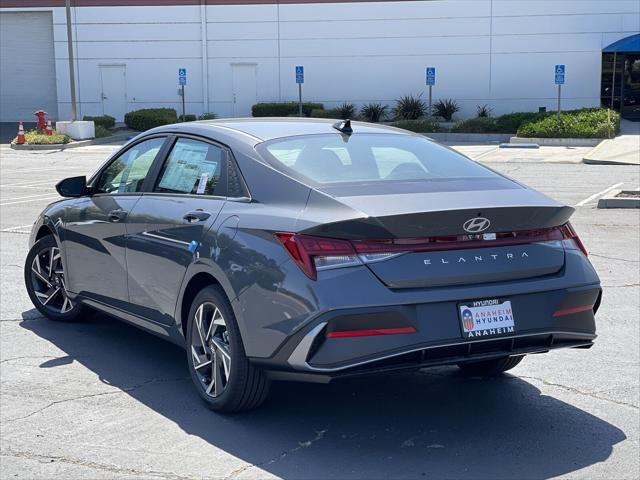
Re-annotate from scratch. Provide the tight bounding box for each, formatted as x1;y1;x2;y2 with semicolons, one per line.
0;12;57;121
100;65;127;121
231;64;257;117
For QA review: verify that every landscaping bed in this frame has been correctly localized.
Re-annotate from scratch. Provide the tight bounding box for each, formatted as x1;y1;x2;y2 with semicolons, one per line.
19;129;70;145
250;99;619;141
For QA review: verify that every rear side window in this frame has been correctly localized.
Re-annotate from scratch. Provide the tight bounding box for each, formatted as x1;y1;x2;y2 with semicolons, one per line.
155;138;223;195
257;133;495;185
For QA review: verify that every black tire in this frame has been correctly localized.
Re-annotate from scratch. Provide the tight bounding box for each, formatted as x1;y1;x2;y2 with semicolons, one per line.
186;285;270;412
24;235;87;322
457;355;524;376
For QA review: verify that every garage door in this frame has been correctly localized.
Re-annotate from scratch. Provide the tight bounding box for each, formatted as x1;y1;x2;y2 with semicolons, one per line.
0;11;57;122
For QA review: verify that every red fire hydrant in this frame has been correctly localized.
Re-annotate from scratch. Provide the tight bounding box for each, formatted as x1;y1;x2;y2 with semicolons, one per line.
34;110;47;132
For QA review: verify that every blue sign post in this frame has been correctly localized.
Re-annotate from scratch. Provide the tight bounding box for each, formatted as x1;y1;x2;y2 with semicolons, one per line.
554;64;565;116
295;66;304;116
426;67;436;115
178;68;187;119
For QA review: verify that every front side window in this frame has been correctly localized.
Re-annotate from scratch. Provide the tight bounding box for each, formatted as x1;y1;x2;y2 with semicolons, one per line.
96;137;165;194
257;133;495;185
154;138;223;195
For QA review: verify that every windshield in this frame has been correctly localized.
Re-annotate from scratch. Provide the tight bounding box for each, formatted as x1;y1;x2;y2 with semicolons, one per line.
256;133;495;186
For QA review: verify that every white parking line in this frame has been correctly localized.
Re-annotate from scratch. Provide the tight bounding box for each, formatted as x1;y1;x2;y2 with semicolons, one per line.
1;224;34;232
0;192;60;202
0;180;56;188
0;195;60;207
0;166;87;174
575;183;624;207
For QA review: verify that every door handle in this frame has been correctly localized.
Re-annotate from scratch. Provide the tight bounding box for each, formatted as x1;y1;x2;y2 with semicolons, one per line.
183;210;211;223
108;209;127;222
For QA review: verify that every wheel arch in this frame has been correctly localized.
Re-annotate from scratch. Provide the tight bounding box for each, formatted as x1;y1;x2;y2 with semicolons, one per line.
179;272;222;337
35;224;55;241
176;264;242;342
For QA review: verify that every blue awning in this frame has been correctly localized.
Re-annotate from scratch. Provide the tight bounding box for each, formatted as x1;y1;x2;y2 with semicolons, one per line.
603;34;640;53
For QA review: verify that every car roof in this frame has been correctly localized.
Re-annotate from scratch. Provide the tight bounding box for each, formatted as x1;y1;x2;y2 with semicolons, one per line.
151;117;415;143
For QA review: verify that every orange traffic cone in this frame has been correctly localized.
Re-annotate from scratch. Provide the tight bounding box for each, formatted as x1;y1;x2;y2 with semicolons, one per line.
45;120;53;136
16;122;25;144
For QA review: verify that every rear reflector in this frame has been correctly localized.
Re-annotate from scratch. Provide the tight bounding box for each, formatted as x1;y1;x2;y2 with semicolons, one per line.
552;304;594;317
327;326;417;338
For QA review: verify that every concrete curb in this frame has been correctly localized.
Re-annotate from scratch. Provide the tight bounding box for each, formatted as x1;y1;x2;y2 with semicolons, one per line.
597;190;640;209
582;139;640;165
9;132;133;151
510;137;603;147
423;132;512;143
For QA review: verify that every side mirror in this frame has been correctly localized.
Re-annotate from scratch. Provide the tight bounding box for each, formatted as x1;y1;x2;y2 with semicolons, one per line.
56;176;88;197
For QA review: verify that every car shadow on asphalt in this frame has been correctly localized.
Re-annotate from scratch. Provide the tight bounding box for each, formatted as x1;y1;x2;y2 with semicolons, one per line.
20;310;625;479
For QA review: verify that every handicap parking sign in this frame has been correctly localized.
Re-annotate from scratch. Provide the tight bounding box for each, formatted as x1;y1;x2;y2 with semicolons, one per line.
426;67;436;86
295;66;304;84
555;64;565;85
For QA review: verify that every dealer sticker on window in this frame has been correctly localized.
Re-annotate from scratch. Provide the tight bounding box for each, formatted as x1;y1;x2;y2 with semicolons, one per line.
459;299;515;339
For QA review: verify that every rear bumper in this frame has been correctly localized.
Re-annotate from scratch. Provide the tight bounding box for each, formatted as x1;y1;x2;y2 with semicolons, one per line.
251;283;600;378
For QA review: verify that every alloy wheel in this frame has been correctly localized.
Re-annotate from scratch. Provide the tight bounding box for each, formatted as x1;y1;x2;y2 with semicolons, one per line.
30;246;74;314
190;302;231;397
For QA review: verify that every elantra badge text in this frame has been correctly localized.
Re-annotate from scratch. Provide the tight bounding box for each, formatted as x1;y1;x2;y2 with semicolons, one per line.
423;251;529;265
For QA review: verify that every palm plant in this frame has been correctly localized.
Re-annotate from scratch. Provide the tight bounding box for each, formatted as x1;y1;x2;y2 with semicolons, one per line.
476;104;492;118
360;103;389;122
393;94;427;120
336;102;357;119
433;99;460;121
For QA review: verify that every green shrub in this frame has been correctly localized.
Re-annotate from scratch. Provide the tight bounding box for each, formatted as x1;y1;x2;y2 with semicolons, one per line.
433;99;460;122
124;108;178;131
94;125;112;138
251;102;324;117
394;94;426;120
198;112;217;120
451;117;498;133
179;114;197;122
360;103;388;122
19;129;70;145
517;108;620;138
309;109;339;118
390;118;442;133
336;102;357;119
476;104;492;118
82;115;115;129
493;112;542;133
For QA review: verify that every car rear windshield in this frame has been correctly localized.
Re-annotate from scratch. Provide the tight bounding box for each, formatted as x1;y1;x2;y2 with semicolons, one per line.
256;133;495;186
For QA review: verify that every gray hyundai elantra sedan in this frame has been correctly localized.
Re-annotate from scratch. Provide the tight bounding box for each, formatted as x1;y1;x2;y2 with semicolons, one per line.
24;118;601;412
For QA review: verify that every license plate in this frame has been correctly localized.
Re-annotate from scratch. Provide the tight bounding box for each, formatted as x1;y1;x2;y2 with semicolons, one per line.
459;299;515;339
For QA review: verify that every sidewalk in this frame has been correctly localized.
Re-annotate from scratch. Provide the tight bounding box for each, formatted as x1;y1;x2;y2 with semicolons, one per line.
583;119;640;165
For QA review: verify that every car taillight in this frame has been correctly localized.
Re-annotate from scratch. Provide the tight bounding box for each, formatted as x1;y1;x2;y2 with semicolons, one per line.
274;232;359;280
559;222;589;257
276;222;587;280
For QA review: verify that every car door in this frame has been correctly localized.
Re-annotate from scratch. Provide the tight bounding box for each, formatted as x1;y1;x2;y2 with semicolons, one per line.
63;136;168;307
124;136;228;325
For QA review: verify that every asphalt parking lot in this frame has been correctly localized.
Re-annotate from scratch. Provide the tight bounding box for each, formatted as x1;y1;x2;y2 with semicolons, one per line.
1;143;639;479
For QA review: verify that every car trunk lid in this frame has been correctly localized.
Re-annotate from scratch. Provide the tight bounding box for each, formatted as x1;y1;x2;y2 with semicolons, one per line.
296;180;575;287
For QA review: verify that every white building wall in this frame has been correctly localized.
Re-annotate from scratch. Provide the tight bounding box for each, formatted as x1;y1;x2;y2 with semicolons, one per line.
2;0;638;121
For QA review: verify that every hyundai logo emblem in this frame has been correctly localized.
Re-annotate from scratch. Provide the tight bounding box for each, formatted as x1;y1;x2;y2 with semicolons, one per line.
463;217;491;233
